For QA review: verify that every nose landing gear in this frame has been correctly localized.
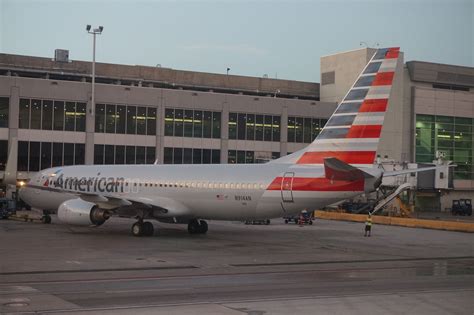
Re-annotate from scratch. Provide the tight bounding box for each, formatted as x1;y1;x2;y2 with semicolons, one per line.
188;219;208;234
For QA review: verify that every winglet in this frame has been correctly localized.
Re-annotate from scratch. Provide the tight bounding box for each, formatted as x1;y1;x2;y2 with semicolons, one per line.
324;157;374;181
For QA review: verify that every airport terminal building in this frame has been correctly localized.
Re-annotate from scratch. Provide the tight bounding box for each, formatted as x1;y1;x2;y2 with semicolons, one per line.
0;48;472;211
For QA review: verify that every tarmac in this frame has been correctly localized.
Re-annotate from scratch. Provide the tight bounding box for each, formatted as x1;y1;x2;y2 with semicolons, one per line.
0;215;473;314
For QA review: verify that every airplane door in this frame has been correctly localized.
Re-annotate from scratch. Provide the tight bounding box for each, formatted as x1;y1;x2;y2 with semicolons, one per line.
281;172;294;203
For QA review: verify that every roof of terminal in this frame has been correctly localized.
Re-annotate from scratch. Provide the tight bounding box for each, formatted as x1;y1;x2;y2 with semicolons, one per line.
0;53;320;100
406;61;474;88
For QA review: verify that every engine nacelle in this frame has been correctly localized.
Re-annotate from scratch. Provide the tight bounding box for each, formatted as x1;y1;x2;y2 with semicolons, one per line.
58;198;110;226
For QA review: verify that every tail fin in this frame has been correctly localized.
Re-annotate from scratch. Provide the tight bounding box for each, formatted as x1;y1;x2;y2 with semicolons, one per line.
273;47;400;167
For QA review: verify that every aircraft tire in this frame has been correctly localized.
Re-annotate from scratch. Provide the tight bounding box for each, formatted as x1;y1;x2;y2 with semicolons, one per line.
198;220;208;234
42;215;52;224
132;222;144;237
188;220;199;234
142;222;154;236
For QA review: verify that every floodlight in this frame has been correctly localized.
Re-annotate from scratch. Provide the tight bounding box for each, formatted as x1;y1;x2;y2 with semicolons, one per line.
86;24;91;32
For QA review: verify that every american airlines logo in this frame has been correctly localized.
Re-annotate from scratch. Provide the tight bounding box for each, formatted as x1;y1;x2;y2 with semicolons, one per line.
53;173;126;193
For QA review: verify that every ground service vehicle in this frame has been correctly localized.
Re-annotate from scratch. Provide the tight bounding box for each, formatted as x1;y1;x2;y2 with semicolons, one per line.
452;199;472;216
0;198;16;219
284;210;314;225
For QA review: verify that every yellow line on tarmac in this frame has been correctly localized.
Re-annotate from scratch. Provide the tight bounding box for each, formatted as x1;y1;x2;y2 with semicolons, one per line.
314;210;474;233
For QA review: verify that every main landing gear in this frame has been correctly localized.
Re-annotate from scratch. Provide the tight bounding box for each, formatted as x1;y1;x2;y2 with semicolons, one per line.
131;220;154;237
188;219;208;234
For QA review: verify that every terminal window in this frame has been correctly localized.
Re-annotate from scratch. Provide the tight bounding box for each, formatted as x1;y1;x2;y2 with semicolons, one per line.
287;116;327;143
228;113;280;142
165;108;220;139
416;114;473;180
94;145;155;165
17;141;85;172
163;147;220;164
95;104;156;136
227;150;280;164
0;97;9;128
19;98;86;132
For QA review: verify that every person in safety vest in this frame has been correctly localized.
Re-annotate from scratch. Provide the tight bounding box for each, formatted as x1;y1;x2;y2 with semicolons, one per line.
364;214;372;237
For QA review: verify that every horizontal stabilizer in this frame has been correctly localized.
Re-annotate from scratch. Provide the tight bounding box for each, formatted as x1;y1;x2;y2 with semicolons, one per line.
324;157;374;181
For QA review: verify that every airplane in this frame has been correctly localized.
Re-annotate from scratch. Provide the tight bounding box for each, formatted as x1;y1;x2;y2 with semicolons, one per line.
17;47;441;237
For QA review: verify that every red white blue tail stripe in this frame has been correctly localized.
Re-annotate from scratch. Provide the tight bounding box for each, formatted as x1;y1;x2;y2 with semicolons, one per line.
273;47;400;168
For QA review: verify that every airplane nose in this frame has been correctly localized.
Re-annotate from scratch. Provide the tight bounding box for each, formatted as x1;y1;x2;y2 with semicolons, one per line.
19;186;32;205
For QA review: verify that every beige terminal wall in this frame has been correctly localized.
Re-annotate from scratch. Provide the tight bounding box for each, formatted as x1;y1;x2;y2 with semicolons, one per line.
0;74;336;179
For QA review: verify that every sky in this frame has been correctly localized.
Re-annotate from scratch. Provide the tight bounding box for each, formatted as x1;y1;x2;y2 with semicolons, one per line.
0;0;472;82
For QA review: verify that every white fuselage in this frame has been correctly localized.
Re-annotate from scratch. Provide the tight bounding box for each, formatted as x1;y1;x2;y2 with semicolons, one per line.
20;163;373;221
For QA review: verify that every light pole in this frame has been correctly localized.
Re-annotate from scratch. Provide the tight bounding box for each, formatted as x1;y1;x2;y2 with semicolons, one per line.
86;25;103;115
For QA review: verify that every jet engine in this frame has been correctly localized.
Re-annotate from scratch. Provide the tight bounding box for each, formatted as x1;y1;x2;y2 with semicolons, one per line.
58;198;110;226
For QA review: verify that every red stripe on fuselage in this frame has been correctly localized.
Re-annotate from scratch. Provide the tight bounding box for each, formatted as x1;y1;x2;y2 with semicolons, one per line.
372;72;394;86
297;151;376;164
346;125;382;138
267;177;364;192
359;99;388;112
